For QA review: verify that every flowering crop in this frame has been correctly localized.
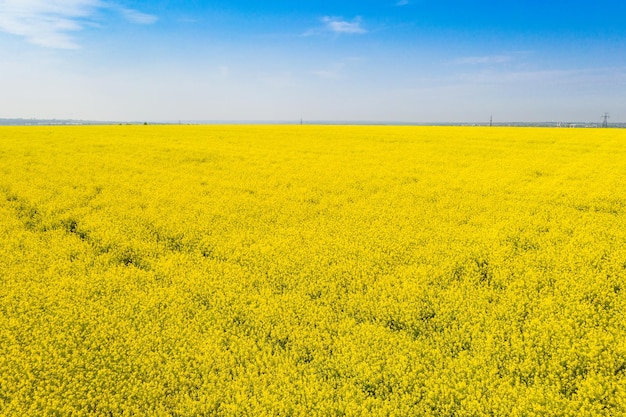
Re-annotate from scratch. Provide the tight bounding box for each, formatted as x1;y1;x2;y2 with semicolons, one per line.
0;125;625;416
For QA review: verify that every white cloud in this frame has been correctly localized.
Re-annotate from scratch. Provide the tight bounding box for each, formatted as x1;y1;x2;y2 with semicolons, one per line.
116;6;157;24
322;16;366;35
456;67;626;88
396;0;409;6
0;0;157;49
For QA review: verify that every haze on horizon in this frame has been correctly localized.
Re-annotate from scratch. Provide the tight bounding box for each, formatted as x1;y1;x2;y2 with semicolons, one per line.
0;0;625;123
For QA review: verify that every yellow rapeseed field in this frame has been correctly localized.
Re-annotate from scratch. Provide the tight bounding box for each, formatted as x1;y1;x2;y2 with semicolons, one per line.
0;125;625;416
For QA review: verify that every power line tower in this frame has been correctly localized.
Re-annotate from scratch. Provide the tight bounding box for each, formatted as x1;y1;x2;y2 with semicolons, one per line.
490;115;493;127
602;112;610;128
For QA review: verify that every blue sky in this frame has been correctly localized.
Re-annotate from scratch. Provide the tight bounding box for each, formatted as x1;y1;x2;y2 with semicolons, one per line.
1;0;625;122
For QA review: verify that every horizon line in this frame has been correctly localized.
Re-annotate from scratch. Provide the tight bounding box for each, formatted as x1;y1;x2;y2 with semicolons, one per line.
0;118;623;127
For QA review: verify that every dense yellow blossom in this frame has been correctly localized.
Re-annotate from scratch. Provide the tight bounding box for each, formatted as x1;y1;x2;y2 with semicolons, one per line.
0;125;625;415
